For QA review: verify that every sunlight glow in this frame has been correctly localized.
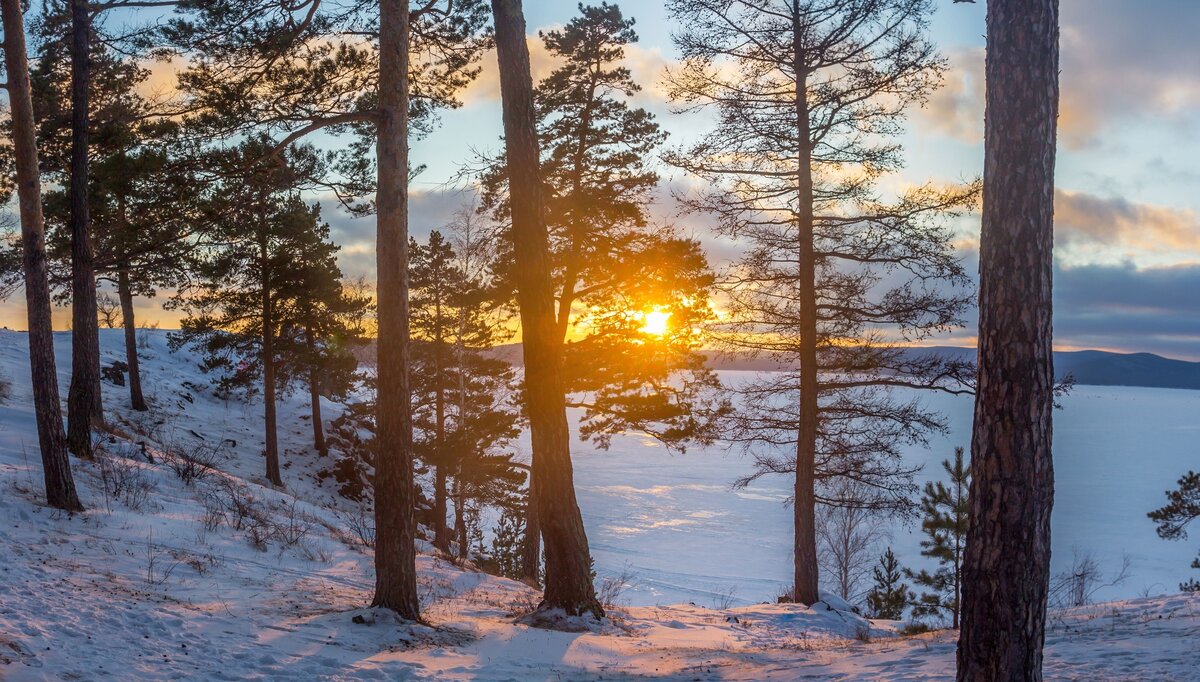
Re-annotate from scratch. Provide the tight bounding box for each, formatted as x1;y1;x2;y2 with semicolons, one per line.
640;309;671;337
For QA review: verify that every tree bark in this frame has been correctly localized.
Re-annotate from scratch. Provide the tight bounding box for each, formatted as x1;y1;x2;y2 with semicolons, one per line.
434;462;449;552
371;0;421;621
260;228;281;487
491;0;602;619
957;1;1059;679
117;270;147;411
66;0;103;457
454;477;467;562
791;3;820;607
521;472;541;585
433;297;450;552
2;0;84;512
305;322;326;454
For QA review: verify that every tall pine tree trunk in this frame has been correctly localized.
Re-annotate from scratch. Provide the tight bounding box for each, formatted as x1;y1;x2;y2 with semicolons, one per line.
371;0;421;620
1;0;83;512
67;0;102;457
790;6;820;607
957;0;1059;679
521;472;541;585
305;322;326;454
117;269;147;411
491;0;601;619
434;308;450;552
260;233;281;487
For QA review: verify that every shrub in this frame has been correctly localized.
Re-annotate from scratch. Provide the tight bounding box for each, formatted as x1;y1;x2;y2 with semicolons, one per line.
99;454;155;511
165;443;222;486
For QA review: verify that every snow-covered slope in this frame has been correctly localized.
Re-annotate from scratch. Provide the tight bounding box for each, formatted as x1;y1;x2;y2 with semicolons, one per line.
1;329;1197;680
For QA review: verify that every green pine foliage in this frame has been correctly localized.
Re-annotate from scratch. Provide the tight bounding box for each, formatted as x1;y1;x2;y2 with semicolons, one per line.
1148;471;1200;593
865;548;912;621
408;231;525;545
906;447;970;628
170;139;357;400
163;0;490;212
487;508;526;580
480;2;729;455
30;4;201;309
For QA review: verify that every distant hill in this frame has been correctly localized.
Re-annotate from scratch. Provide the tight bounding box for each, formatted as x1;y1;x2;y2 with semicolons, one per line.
705;346;1200;391
487;343;1200;391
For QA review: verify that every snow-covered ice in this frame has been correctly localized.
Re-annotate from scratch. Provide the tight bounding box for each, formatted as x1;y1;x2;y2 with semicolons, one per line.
574;373;1200;606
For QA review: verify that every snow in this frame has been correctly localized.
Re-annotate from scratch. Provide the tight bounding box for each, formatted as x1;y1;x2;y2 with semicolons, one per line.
575;372;1200;606
1;329;1198;680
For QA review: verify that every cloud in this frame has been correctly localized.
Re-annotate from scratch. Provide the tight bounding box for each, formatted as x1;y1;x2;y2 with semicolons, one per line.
915;47;984;144
927;255;1200;360
320;188;479;281
1057;0;1200;148
913;1;1200;148
459;35;674;110
1055;262;1200;360
1054;190;1200;262
459;37;559;105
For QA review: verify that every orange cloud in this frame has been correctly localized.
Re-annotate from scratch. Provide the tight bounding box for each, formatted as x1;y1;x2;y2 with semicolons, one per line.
1055;190;1200;261
461;35;673;108
914;47;984;145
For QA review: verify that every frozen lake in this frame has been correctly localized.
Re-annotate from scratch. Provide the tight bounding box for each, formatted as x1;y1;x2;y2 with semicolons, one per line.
566;372;1200;607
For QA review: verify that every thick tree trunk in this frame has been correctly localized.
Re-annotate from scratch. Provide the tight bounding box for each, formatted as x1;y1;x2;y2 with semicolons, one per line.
305;322;326;454
66;0;102;457
957;1;1059;679
521;472;541;585
371;0;421;621
260;234;281;487
491;0;602;619
1;0;84;512
790;7;820;607
117;270;147;411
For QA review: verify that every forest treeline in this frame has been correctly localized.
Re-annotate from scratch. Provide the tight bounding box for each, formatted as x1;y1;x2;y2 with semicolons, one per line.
1;0;1195;679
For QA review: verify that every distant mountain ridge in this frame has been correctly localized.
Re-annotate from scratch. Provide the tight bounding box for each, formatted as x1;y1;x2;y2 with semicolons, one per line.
485;343;1200;391
704;346;1200;391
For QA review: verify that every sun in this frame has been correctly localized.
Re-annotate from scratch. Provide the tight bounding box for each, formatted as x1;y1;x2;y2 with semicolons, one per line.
640;309;671;337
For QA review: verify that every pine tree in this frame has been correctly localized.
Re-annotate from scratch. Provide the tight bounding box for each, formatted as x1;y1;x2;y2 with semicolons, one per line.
491;0;603;620
165;0;490;622
1148;471;1200;593
489;507;526;580
481;3;726;454
1;0;84;511
281;222;369;456
484;0;728;606
957;1;1060;677
907;447;969;628
31;9;201;413
171;140;335;486
446;349;524;563
866;549;911;621
664;0;978;606
409;231;464;553
409;230;519;554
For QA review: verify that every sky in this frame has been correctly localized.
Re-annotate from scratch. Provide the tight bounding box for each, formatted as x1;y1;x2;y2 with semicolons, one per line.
3;0;1199;360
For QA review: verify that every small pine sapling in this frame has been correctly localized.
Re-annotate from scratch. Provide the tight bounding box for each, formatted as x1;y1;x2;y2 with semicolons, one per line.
906;447;970;628
866;548;912;621
487;507;525;580
1148;471;1200;592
